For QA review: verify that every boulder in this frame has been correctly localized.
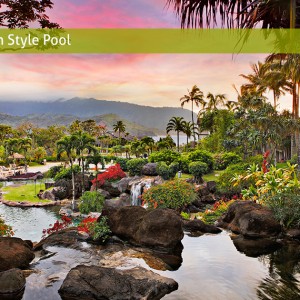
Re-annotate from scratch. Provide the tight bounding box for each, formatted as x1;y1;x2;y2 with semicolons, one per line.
101;181;121;197
232;235;282;257
206;181;217;193
58;265;178;300
34;228;87;251
197;186;210;197
102;206;184;251
117;177;138;193
217;201;282;238
142;163;158;176
0;268;25;296
39;188;57;201
0;237;35;271
104;198;124;208
182;219;221;234
95;188;111;199
200;194;216;204
119;193;131;205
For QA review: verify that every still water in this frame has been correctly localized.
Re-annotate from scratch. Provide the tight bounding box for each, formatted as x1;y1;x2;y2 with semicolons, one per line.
0;203;60;242
0;204;299;300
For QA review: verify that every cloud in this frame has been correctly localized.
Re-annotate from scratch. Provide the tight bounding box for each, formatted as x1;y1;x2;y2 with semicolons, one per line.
48;0;177;28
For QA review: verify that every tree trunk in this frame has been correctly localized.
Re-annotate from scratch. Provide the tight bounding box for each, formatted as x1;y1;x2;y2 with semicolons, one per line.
177;131;180;152
70;161;75;210
82;157;85;194
191;101;196;146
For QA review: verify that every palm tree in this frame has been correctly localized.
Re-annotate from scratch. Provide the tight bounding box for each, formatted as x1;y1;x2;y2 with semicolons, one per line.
57;136;77;209
141;136;155;155
73;131;96;193
206;93;226;111
18;138;32;163
240;62;268;97
113;121;126;143
225;101;238;111
182;120;197;148
166;116;185;151
180;85;205;144
167;1;300;29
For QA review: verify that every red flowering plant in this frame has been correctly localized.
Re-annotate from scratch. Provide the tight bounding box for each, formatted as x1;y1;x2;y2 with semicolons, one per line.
0;217;14;237
42;215;72;238
262;150;270;173
77;216;111;243
91;164;126;187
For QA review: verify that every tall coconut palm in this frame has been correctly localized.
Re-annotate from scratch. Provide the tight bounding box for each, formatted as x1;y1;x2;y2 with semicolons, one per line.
57;136;77;209
113;121;126;143
180;85;205;144
167;1;300;29
225;101;238;111
166;116;185;151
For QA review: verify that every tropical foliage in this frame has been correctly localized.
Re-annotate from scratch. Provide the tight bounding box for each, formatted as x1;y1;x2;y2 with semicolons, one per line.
142;179;197;210
79;191;106;214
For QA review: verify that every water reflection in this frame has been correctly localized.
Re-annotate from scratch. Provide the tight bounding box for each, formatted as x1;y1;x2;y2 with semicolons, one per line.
0;203;60;242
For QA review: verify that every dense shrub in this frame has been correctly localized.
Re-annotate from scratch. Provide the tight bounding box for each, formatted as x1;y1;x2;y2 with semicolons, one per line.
169;162;180;178
45;156;57;162
91;164;126;186
142;179;197;211
148;150;180;165
48;165;63;179
54;165;81;181
289;154;297;165
156;162;170;180
213;152;242;170
188;161;208;182
126;158;148;176
225;163;249;173
115;157;129;171
188;150;213;170
216;169;247;197
175;155;191;173
245;154;263;166
79;191;105;214
265;193;300;228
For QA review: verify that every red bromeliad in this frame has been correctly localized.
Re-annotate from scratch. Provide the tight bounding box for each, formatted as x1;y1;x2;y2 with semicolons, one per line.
91;164;126;187
262;150;270;173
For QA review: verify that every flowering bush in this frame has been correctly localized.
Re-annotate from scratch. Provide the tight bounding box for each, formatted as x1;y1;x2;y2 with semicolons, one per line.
78;216;111;242
200;199;234;224
91;164;126;187
0;217;13;237
42;215;72;238
142;179;197;211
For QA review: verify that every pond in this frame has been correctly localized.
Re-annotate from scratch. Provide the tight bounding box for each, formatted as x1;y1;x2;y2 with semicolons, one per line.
0;204;299;299
0;203;60;242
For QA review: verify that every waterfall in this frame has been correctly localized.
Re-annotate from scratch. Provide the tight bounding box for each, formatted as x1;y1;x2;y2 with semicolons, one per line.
131;182;142;206
130;178;153;206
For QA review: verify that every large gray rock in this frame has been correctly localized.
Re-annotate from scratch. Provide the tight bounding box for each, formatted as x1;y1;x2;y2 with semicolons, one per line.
0;237;35;271
102;206;184;251
142;163;158;176
182;219;221;234
0;268;25;295
217;201;282;238
58;265;178;300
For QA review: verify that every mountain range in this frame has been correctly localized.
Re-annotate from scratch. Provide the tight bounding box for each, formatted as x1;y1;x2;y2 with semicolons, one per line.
0;98;196;136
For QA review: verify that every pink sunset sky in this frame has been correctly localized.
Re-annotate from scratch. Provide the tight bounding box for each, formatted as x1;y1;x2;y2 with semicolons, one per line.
0;0;291;111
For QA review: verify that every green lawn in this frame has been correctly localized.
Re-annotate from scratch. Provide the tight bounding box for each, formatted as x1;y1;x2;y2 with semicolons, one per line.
203;170;223;182
1;183;50;203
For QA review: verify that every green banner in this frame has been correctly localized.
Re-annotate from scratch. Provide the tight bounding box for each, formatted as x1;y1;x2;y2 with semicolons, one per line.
0;29;299;53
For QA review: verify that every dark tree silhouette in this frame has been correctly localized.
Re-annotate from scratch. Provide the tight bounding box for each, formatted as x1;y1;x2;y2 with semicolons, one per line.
0;0;59;28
